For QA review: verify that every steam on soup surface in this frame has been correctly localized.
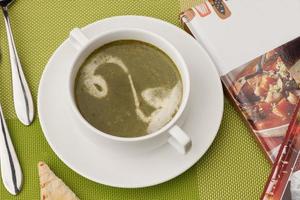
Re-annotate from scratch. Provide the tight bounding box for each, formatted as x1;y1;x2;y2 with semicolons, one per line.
75;40;183;138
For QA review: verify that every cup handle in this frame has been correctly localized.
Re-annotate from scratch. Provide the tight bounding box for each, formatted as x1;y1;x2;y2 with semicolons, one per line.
69;28;89;50
168;125;191;154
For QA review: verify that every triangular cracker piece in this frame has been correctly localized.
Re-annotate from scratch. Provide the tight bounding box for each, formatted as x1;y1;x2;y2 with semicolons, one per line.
38;161;80;200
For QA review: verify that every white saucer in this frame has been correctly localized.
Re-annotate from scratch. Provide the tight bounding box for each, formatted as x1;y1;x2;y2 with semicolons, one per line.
38;16;224;188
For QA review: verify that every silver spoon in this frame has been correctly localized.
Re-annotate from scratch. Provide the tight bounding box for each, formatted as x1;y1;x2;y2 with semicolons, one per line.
0;102;22;195
0;0;34;125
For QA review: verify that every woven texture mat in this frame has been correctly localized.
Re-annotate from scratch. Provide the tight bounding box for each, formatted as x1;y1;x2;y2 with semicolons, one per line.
0;1;270;199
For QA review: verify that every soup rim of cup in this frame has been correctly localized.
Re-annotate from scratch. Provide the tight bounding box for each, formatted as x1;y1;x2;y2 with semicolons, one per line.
68;28;190;143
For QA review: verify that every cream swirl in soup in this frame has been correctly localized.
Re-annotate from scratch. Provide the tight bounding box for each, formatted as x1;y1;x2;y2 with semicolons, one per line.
75;40;183;138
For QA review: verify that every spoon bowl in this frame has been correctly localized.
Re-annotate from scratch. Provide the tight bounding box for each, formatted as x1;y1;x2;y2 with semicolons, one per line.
0;0;34;125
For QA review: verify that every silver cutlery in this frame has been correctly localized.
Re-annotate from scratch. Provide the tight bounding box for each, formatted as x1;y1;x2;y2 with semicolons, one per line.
0;103;22;195
0;0;34;126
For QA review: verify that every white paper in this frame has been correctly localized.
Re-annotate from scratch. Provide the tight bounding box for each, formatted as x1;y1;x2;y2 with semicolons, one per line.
186;0;300;75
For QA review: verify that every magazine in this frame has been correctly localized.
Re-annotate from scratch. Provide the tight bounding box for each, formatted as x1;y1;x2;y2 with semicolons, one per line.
180;0;300;162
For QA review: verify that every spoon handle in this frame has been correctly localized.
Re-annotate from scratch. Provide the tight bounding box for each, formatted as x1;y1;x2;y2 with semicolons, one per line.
0;103;23;195
2;7;34;125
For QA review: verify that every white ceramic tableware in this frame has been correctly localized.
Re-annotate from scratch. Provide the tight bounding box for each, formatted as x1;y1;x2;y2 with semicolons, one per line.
68;28;191;154
38;16;224;188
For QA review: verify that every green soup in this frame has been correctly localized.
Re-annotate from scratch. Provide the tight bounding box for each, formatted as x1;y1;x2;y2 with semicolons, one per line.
75;40;183;138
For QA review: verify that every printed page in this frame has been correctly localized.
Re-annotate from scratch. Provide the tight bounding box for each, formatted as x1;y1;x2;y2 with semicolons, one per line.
181;0;300;161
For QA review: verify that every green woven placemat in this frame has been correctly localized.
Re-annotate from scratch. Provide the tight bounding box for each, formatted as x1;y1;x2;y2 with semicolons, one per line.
0;1;271;199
